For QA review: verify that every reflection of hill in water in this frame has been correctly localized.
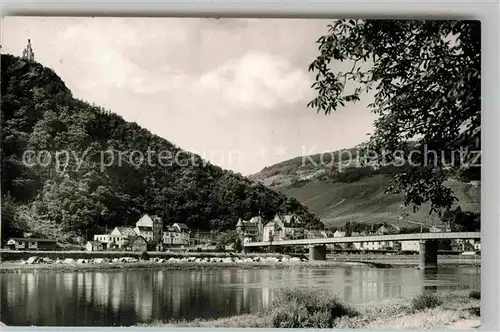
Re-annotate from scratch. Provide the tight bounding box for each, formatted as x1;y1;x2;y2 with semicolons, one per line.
0;267;480;326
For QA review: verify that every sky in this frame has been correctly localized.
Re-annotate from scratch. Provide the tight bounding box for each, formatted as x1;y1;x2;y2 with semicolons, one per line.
1;17;377;175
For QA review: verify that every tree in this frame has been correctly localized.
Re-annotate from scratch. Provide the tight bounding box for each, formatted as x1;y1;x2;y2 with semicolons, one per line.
215;238;226;252
343;221;352;236
1;194;26;242
441;206;480;231
308;20;480;215
232;236;243;252
215;230;243;252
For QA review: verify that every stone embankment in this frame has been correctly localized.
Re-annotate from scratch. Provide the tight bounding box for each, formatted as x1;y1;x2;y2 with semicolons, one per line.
18;255;305;265
0;254;319;273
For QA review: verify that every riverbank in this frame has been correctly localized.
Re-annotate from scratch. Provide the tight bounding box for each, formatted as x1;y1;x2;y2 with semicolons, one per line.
0;260;378;273
138;290;481;329
0;255;480;274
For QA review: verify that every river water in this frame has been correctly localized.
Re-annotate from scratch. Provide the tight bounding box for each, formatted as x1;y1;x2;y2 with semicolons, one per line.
0;265;480;326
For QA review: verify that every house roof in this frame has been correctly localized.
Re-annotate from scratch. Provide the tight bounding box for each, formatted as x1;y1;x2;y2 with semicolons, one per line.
274;214;301;226
117;226;134;233
248;216;263;224
112;226;136;236
9;238;57;243
126;235;147;244
306;230;326;238
282;215;295;224
174;223;190;230
136;214;158;228
237;216;262;229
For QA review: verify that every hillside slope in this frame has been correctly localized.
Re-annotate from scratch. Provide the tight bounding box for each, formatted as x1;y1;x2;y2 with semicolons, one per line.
250;150;480;228
0;54;321;243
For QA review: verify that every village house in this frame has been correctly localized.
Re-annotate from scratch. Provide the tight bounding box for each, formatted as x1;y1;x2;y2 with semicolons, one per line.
236;216;264;242
304;229;328;239
350;240;399;251
163;223;190;247
92;215;164;250
6;238;58;251
262;221;277;242
333;230;346;238
262;214;302;242
453;238;477;252
361;241;383;251
124;235;148;252
148;239;164;252
108;226;136;249
279;215;303;235
93;234;112;249
190;230;216;247
401;240;421;252
134;214;163;242
85;240;104;252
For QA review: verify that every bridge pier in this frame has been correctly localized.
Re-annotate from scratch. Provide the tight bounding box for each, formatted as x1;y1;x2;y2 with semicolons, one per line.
419;240;438;270
309;245;327;261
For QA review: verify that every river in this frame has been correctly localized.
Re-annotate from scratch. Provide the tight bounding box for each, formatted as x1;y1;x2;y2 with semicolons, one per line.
0;265;480;326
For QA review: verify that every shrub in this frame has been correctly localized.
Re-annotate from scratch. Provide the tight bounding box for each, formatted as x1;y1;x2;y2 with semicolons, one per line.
410;292;443;311
469;290;481;300
270;289;358;328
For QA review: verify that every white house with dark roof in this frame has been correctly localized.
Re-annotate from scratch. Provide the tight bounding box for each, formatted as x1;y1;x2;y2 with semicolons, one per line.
108;226;136;248
163;223;190;247
134;214;163;242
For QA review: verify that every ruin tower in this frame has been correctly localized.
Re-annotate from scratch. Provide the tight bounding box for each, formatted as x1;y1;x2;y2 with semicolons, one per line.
22;39;35;61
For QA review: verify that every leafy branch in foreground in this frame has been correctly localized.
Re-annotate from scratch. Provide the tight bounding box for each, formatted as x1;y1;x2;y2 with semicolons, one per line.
308;20;480;214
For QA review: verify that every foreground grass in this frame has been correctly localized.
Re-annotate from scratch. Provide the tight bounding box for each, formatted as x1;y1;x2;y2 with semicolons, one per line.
138;290;480;329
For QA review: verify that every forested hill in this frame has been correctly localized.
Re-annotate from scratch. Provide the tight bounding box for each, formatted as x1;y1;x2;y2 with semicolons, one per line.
0;54;321;243
249;148;480;228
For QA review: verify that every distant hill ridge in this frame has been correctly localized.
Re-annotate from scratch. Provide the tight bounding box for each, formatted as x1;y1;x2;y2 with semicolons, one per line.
249;147;480;228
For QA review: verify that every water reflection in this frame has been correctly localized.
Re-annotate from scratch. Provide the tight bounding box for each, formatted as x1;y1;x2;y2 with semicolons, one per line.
0;266;480;326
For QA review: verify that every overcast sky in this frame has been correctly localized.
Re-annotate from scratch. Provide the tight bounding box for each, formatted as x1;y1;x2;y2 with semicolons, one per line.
2;17;377;175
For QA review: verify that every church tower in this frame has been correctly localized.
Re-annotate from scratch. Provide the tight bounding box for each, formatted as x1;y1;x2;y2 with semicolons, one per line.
22;39;35;62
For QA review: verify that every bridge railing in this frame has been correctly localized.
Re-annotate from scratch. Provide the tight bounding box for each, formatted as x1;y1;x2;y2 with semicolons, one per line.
243;232;481;247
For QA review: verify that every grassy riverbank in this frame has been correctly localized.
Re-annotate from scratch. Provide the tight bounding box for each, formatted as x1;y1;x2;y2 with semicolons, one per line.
139;290;481;329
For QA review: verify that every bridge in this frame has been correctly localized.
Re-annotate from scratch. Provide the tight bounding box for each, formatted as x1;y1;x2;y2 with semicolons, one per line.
243;232;481;269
